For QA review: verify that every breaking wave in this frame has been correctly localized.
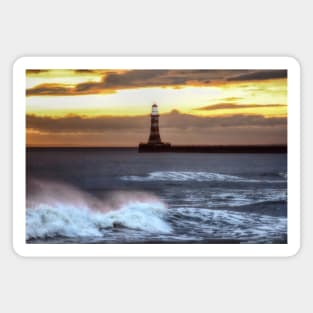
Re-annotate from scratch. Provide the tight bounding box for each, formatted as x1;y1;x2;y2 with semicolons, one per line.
26;178;287;243
121;171;287;183
121;171;261;183
26;180;171;240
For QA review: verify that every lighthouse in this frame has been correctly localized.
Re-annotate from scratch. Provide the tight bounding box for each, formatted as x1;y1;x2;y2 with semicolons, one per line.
148;103;162;144
138;103;171;152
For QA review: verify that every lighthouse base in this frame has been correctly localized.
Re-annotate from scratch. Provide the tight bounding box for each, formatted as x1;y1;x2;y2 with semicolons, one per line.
138;143;171;152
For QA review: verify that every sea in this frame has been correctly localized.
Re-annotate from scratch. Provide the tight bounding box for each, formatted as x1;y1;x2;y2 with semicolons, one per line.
26;148;288;244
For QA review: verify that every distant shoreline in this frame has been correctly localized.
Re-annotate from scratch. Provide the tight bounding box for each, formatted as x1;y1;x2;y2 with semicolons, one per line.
27;145;287;153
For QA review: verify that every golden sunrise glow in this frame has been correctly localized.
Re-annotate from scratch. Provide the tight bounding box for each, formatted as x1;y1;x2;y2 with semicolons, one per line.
26;79;287;118
26;69;288;147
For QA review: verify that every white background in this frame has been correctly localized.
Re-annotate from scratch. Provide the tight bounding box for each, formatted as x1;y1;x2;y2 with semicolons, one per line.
1;0;312;312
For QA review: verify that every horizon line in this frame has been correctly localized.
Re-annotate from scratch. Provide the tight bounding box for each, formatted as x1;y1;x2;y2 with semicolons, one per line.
26;144;287;148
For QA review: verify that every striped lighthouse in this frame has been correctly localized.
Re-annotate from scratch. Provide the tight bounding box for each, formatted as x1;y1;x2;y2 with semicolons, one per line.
138;103;171;152
148;103;162;144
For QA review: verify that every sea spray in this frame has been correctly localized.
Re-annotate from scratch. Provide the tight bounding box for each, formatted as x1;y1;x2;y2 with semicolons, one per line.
26;179;171;240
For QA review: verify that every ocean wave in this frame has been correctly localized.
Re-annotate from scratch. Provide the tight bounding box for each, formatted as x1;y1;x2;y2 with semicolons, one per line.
26;180;171;240
209;189;287;207
121;171;261;183
279;172;287;179
26;201;171;240
170;207;287;242
26;179;287;243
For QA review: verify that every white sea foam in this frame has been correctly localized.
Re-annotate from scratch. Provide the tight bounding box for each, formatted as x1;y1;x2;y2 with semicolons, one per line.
121;171;260;183
279;172;288;179
173;207;287;241
209;189;287;207
26;179;286;242
26;201;171;240
26;180;171;240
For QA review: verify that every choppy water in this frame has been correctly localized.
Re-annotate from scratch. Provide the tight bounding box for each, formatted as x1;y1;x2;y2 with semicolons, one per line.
26;148;287;244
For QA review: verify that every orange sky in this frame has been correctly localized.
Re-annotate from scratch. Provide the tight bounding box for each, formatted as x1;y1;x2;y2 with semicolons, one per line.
26;69;287;147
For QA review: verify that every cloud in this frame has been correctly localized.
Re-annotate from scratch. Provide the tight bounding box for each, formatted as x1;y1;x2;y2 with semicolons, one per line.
160;111;286;129
27;69;106;76
227;70;287;81
26;114;147;133
26;111;287;146
26;83;116;96
222;97;243;101
27;111;286;134
26;84;77;96
26;70;50;74
74;69;98;73
26;69;287;96
194;103;287;111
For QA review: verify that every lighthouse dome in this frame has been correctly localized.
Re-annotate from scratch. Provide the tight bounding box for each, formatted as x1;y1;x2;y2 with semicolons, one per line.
152;103;157;107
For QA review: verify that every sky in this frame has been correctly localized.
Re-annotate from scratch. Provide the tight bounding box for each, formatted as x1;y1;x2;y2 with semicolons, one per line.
26;69;287;147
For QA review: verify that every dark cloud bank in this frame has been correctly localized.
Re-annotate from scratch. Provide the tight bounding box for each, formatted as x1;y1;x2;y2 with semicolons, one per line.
27;111;287;146
27;111;286;133
227;70;287;81
26;69;287;96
